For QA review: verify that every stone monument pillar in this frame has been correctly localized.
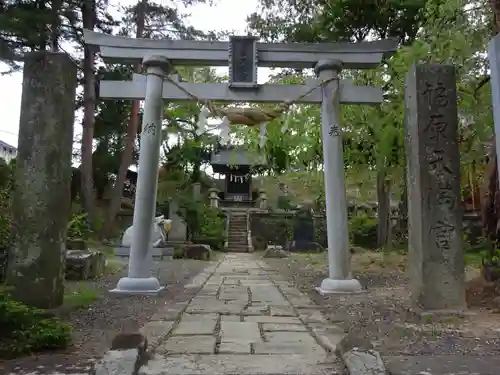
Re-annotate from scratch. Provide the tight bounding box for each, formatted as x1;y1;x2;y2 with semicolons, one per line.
314;60;362;295
7;52;76;309
404;64;466;310
112;55;170;295
208;188;219;208
258;189;268;209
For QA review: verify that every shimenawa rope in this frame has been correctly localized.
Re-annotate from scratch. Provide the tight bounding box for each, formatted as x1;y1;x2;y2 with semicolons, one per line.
164;74;336;127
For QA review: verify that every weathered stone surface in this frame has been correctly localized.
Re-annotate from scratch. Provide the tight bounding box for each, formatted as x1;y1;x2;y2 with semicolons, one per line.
140;320;175;349
262;323;307;332
65;250;92;280
218;340;252;354
335;334;386;375
156;335;216;355
220;321;260;341
92;332;148;375
65;250;105;280
139;354;340;375
186;300;243;314
405;64;466;310
269;305;297;317
7;51;77;309
173;317;217;335
255;331;322;355
263;245;289;258
245;315;301;324
183;244;211;260
92;349;141;375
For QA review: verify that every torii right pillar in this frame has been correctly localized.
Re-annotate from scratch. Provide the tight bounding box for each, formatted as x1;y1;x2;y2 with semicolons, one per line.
315;59;362;294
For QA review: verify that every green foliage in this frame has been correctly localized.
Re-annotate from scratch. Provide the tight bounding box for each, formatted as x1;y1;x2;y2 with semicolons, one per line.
0;159;14;282
261;215;294;244
67;212;91;240
349;212;378;249
172;247;184;259
196;207;225;250
277;195;294;210
0;288;72;358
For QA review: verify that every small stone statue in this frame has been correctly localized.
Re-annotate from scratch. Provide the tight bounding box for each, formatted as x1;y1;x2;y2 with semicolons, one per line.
121;215;172;248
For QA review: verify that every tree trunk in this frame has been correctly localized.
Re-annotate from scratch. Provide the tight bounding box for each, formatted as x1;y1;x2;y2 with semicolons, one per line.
50;0;61;51
99;0;147;239
80;0;97;228
480;146;499;258
480;0;500;258
376;170;391;248
397;170;408;244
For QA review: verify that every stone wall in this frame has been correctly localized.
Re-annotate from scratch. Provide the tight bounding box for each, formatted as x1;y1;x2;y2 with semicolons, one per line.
249;210;483;251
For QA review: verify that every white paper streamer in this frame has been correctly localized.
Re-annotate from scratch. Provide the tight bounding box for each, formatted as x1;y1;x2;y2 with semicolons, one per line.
219;116;230;145
259;122;268;148
196;105;210;136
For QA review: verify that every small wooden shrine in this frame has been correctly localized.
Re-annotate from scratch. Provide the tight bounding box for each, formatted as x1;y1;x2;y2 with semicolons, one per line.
210;147;266;205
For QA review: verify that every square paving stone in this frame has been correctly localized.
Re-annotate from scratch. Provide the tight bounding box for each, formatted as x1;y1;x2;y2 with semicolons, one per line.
220;315;242;322
220;321;260;341
262;323;307;332
269;306;297;317
265;331;318;346
157;335;216;354
180;313;218;321
255;331;324;355
218;340;252;354
253;341;323;354
245;316;301;324
242;304;269;316
173;318;217;335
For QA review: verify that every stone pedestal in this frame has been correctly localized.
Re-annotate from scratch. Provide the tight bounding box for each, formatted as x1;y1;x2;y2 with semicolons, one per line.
7;52;76;309
404;64;466;310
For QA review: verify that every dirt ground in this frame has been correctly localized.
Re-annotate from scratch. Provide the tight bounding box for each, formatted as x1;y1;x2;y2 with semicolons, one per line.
0;257;216;374
265;250;500;357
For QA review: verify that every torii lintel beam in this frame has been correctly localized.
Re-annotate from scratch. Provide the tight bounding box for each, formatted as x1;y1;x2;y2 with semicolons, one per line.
98;74;383;105
84;30;398;70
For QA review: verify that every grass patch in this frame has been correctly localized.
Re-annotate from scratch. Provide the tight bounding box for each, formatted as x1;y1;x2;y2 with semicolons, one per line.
64;283;98;309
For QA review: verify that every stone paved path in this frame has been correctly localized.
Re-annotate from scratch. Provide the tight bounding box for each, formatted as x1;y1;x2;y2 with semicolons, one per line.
138;253;344;375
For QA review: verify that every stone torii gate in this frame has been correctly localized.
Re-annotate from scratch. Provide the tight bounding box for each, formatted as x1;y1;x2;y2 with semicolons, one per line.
84;30;397;295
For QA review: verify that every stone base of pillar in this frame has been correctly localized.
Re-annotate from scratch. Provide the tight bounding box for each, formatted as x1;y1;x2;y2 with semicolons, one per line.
315;277;363;295
109;277;165;295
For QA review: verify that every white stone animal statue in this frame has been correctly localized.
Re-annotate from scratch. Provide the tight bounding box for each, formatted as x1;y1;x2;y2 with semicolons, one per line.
121;215;172;248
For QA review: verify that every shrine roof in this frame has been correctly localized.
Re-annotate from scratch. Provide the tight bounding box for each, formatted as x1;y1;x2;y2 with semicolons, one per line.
210;148;266;166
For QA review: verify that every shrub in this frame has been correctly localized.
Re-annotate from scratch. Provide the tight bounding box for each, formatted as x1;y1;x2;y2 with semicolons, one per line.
67;212;91;240
277;195;294;210
172;246;184;259
197;207;225;250
349;212;378;249
0;288;72;358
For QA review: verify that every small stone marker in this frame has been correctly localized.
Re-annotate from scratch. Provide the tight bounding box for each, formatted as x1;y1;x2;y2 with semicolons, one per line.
335;334;386;375
404;64;466;310
92;332;149;375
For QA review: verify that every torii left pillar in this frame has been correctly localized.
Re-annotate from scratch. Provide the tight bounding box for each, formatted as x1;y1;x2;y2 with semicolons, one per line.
111;55;170;295
314;59;362;295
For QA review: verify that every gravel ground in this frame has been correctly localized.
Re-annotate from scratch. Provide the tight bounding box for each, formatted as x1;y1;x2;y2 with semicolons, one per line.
265;252;500;357
1;256;216;374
